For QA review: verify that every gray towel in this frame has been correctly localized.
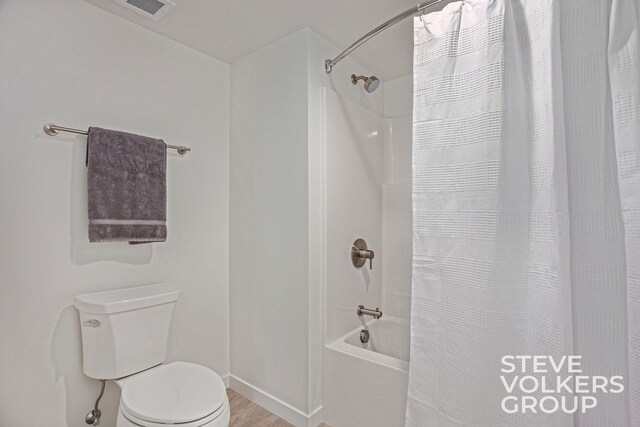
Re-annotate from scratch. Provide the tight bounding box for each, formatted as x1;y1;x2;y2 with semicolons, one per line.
87;127;167;243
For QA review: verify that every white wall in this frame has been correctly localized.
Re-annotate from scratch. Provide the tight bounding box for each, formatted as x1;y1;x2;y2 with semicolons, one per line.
319;74;412;426
229;28;384;426
0;2;230;426
229;29;311;422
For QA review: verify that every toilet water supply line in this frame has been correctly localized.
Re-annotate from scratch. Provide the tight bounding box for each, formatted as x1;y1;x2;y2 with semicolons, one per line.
85;380;106;426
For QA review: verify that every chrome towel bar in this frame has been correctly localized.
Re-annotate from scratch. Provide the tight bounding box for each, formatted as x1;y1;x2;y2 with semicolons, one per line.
43;123;191;155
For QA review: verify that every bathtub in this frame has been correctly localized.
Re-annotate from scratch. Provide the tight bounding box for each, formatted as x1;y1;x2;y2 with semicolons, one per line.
334;316;410;371
322;316;410;427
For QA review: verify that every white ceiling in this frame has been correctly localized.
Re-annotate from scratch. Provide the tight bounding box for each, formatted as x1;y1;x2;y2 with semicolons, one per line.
83;0;453;80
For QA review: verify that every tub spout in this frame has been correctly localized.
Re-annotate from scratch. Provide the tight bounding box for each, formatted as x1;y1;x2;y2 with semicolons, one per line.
357;305;382;319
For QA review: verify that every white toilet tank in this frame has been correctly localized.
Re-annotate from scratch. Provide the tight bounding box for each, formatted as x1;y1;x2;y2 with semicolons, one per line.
75;283;182;380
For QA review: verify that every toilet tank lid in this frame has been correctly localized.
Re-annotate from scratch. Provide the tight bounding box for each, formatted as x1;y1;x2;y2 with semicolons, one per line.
75;283;182;314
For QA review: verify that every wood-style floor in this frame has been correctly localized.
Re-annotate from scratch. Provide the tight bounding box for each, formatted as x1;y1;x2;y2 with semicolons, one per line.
227;389;330;427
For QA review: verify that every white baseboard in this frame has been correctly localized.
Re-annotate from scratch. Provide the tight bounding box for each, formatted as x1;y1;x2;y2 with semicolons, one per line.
307;404;324;427
221;373;230;388
228;375;323;427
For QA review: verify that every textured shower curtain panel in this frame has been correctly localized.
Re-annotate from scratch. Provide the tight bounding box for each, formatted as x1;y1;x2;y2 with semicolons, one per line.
408;0;640;425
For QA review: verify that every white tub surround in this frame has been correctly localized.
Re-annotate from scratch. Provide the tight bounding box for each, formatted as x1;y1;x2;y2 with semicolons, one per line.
322;83;412;427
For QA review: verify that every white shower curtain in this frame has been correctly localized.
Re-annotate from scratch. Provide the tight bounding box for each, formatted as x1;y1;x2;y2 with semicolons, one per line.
408;0;640;425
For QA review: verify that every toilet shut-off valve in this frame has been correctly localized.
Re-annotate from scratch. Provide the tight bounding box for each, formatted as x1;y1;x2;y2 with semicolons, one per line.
85;379;106;426
352;238;374;269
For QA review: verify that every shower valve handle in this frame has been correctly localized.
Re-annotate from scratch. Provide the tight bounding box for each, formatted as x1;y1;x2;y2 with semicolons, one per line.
353;250;375;269
352;239;375;269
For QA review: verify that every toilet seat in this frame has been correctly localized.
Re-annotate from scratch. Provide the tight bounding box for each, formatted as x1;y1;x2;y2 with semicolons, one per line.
118;362;227;426
120;398;228;427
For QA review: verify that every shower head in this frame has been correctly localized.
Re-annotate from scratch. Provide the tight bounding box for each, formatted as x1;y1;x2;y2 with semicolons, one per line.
351;74;380;93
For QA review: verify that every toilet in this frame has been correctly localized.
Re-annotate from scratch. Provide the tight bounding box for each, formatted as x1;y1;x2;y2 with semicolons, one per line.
75;283;230;427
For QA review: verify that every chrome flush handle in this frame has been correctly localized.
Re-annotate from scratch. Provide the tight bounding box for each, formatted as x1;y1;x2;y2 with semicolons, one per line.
82;319;100;328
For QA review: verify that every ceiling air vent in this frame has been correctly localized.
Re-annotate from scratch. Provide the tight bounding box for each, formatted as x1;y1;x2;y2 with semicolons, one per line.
115;0;176;21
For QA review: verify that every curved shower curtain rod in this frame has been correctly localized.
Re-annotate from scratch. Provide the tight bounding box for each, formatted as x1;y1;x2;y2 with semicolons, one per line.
324;0;447;73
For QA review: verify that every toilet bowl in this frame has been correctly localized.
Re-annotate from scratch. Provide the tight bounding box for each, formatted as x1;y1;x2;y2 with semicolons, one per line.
115;362;230;427
75;283;230;427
